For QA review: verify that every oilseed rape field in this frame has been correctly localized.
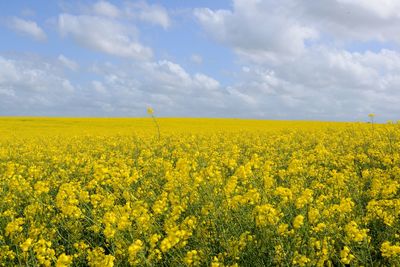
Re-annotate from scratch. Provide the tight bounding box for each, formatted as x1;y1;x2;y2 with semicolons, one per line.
1;118;400;266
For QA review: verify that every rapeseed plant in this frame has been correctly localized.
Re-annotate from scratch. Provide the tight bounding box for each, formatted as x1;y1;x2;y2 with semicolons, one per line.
0;118;398;266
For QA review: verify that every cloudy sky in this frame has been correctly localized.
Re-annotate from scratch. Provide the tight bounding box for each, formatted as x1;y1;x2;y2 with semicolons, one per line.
1;0;400;121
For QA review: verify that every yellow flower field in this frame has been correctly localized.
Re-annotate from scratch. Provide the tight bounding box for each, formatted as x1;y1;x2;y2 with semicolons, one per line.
1;118;400;266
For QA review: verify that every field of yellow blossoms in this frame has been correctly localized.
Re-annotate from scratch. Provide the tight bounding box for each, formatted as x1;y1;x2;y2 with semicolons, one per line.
1;117;400;266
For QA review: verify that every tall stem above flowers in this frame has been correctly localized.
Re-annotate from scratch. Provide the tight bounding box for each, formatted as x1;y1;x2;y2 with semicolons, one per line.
147;107;160;140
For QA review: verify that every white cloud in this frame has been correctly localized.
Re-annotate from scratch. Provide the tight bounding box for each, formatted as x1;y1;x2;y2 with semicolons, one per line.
146;60;192;91
190;54;203;64
91;80;107;94
125;1;171;29
150;61;221;92
85;59;225;116
4;46;400;120
9;17;47;41
0;56;75;93
225;47;400;120
58;14;152;60
4;47;400;120
336;0;400;19
0;56;75;115
58;54;79;71
194;0;400;63
62;80;75;92
191;0;400;120
193;73;220;91
194;0;317;62
290;0;400;44
93;1;120;18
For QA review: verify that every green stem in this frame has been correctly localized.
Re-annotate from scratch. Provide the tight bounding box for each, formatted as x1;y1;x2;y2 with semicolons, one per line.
151;115;160;140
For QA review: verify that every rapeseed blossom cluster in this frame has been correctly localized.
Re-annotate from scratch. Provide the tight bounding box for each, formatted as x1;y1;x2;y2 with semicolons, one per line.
0;118;400;266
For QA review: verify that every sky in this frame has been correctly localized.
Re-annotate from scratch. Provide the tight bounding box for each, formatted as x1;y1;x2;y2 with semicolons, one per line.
1;0;400;121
